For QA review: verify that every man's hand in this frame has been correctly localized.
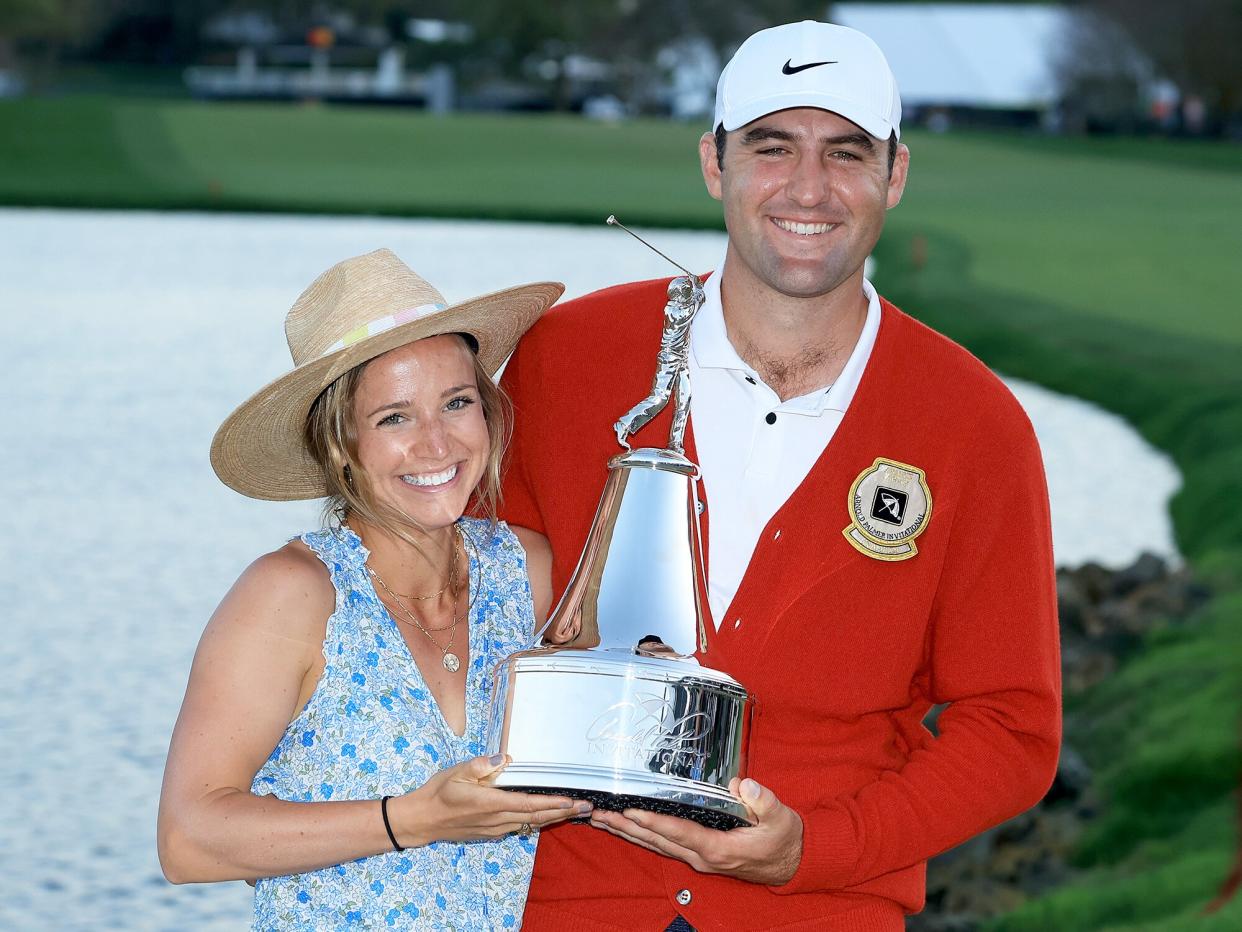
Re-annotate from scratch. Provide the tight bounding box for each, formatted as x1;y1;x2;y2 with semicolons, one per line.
588;778;804;885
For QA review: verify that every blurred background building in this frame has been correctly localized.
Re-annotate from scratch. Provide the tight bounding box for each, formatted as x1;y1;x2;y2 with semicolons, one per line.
1;0;1238;135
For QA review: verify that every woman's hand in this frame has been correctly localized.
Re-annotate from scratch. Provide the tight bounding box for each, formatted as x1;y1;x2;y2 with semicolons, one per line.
391;755;590;847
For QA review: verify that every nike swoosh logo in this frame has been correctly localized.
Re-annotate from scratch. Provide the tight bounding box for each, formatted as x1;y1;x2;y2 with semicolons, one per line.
782;59;837;75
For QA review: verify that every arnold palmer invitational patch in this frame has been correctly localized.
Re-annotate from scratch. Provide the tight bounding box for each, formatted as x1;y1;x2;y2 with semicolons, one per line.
843;458;932;562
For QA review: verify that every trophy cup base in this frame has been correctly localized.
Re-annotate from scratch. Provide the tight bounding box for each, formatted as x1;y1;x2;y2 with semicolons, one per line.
515;786;749;831
488;649;754;832
493;762;753;831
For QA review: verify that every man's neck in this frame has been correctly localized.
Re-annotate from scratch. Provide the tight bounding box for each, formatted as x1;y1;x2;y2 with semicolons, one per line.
718;261;870;402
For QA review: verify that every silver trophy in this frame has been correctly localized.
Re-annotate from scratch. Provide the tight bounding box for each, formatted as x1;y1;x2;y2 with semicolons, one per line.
485;219;755;830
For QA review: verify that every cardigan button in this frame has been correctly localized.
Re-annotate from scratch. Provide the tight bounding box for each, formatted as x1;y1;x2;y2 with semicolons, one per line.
676;888;693;906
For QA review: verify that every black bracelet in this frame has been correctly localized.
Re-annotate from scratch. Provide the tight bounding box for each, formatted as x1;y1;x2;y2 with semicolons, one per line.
380;795;404;852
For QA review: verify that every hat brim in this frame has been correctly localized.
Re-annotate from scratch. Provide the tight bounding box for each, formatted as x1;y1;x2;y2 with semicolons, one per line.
210;280;563;501
721;92;897;140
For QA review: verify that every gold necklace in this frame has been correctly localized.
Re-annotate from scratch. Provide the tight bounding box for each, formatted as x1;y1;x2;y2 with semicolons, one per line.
384;544;458;601
368;528;464;672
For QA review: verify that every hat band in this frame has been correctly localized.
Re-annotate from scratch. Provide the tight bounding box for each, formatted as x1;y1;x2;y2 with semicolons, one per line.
321;302;449;356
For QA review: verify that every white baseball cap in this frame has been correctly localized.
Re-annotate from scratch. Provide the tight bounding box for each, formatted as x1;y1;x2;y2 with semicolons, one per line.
713;21;902;141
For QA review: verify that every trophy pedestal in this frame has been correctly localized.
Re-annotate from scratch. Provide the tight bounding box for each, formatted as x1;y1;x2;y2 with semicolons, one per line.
487;648;753;830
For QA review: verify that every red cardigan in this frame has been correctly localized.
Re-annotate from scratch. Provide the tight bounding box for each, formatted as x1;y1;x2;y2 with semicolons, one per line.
499;278;1061;931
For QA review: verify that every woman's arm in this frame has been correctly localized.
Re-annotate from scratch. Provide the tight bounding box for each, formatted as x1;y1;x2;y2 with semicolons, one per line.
157;542;581;884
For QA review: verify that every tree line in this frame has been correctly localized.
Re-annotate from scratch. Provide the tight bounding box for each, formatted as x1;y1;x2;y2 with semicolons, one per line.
2;0;1238;132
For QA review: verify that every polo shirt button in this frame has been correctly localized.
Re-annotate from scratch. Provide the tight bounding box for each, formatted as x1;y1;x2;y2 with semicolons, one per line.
765;412;777;424
676;888;693;906
696;500;705;515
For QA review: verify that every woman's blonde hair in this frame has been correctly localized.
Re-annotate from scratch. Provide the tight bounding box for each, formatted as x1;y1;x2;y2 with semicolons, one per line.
303;335;511;548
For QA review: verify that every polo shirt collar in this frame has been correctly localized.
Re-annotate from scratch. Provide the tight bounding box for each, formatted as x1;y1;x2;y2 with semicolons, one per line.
690;250;883;416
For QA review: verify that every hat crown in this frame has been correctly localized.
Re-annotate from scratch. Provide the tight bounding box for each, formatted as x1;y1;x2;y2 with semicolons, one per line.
714;20;900;140
284;249;448;366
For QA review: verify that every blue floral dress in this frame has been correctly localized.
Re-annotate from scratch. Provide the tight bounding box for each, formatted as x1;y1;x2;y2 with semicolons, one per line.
251;519;538;930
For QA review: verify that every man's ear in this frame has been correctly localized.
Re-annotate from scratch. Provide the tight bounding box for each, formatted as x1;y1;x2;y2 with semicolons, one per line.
886;143;910;209
699;131;723;202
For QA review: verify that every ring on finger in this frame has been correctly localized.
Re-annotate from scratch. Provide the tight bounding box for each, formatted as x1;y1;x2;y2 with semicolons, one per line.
517;821;533;838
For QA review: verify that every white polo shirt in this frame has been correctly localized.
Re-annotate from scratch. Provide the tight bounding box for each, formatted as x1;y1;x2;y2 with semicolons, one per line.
689;258;882;626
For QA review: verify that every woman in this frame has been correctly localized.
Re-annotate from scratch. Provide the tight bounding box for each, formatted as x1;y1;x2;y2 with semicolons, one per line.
158;249;586;929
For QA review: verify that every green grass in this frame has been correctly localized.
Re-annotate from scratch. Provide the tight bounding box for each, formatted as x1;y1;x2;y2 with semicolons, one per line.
983;594;1242;931
986;801;1241;932
1067;592;1242;869
3;95;1241;348
4;94;1242;927
889;131;1242;347
0;95;717;223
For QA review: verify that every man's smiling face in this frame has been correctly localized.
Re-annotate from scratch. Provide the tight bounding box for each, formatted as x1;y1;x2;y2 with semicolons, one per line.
700;107;908;301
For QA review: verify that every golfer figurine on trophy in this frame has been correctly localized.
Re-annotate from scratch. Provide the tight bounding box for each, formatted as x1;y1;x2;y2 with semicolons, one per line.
614;272;704;457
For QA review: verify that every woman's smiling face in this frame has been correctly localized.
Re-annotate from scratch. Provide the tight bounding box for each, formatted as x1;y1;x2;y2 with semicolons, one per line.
351;334;489;533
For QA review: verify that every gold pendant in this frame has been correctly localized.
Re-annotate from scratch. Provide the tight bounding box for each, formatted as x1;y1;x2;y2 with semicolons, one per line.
442;652;460;673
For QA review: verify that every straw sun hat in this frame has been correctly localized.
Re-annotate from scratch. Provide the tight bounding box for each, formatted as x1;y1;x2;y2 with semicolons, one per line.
210;248;563;501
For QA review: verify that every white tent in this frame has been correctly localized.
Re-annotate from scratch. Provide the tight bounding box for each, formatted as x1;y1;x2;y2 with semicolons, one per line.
830;3;1074;109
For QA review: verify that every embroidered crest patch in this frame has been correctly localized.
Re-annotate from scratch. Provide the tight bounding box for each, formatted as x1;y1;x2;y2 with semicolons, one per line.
843;458;932;561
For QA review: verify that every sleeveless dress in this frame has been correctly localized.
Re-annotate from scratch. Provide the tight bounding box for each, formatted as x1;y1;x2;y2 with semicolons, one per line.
251;518;538;931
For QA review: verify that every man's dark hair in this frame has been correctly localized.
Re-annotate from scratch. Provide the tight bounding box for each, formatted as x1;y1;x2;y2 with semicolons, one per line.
714;124;898;177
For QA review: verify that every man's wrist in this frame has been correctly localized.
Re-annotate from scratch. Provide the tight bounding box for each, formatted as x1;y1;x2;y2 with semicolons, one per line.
769;804;855;895
766;809;804;885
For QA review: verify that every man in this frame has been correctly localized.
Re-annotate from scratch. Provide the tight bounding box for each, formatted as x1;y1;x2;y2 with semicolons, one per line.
500;21;1060;931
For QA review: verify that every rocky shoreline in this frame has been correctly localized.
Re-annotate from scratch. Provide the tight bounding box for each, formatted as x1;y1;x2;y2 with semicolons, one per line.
911;553;1211;931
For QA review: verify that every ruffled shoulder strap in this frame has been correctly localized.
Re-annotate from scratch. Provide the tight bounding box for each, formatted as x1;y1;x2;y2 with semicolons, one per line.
301;525;370;578
459;516;534;614
298;526;375;644
459;517;526;571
